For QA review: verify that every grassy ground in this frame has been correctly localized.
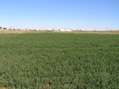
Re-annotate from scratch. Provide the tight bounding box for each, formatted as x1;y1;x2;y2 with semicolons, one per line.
0;33;119;89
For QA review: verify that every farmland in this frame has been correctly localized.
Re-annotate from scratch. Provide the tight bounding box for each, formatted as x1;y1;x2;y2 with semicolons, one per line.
0;33;119;89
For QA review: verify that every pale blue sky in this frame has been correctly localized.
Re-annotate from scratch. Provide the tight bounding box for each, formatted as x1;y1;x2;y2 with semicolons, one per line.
0;0;119;30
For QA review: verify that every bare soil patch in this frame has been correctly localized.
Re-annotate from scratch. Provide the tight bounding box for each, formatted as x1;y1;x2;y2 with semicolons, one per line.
71;30;119;34
0;30;119;34
0;88;7;89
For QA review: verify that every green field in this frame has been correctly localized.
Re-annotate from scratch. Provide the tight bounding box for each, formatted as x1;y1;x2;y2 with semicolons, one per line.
0;33;119;89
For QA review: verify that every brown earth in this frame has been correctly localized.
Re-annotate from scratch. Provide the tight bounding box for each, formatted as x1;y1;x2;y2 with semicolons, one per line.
0;30;119;34
55;30;119;34
0;88;7;89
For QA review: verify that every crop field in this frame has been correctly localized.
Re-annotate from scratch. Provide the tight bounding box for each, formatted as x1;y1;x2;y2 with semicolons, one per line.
0;33;119;89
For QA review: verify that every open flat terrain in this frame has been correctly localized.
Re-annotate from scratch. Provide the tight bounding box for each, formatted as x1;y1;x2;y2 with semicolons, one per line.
0;33;119;89
0;30;119;34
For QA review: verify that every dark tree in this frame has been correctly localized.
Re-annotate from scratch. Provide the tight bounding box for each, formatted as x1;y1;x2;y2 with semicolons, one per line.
0;27;2;29
3;28;7;30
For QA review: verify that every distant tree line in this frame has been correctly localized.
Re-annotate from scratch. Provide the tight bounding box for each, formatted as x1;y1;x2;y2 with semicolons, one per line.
0;26;7;30
0;26;2;29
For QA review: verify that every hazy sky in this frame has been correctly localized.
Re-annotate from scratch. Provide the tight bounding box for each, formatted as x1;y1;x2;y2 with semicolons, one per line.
0;0;119;30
